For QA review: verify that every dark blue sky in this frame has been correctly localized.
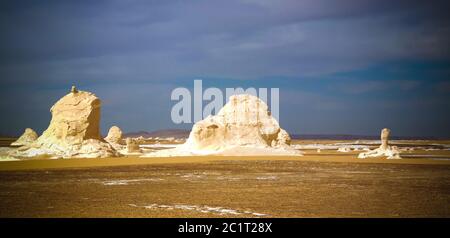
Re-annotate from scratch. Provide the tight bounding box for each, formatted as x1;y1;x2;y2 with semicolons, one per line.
0;0;449;137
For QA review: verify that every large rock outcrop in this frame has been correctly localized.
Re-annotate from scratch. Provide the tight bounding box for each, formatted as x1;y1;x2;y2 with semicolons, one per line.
358;128;401;159
184;94;291;150
10;128;38;146
12;86;117;158
145;94;300;156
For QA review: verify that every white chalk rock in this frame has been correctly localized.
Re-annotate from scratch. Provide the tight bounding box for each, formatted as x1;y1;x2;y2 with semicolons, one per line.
184;94;290;150
0;147;19;161
358;128;401;159
104;125;124;151
144;94;301;157
11;128;38;146
124;138;142;154
11;86;117;158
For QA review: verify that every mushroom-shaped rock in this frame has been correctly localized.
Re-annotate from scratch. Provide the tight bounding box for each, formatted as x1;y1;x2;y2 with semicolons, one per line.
105;126;123;145
358;128;401;159
104;125;125;151
11;88;117;158
11;128;38;146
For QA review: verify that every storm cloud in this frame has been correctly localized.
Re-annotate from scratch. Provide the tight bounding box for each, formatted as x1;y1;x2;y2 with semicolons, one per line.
0;0;449;137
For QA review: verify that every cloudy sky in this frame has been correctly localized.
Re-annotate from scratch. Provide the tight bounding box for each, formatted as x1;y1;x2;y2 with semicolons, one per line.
0;0;449;137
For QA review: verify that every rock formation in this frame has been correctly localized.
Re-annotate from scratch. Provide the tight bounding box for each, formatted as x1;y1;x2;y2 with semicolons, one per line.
105;125;124;145
11;86;117;158
184;94;291;150
380;128;390;150
10;128;38;146
145;94;301;156
358;128;401;159
135;136;146;144
125;138;142;154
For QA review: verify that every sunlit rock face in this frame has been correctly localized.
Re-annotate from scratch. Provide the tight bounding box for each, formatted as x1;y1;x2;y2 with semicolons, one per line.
105;126;123;144
10;128;38;146
380;128;390;150
358;128;401;159
179;94;296;155
12;87;117;158
105;125;125;151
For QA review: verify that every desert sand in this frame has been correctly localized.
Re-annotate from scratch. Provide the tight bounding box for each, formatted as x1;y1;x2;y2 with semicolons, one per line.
0;138;449;217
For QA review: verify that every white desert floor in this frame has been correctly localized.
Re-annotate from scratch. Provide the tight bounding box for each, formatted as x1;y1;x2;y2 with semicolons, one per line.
1;139;450;169
139;139;450;160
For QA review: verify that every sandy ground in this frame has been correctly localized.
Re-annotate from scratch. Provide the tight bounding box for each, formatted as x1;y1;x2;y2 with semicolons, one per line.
0;155;449;217
0;153;449;171
0;139;449;217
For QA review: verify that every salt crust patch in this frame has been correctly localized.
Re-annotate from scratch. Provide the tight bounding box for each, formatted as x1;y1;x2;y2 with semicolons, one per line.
100;178;163;186
128;203;267;216
256;175;278;180
140;144;178;149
